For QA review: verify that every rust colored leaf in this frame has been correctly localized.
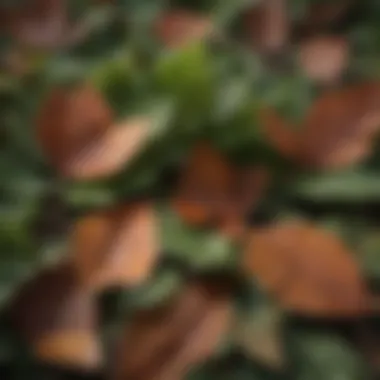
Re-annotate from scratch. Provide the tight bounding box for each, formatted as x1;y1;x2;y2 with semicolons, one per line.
112;277;233;380
261;83;380;169
71;202;159;292
260;108;301;160
242;222;370;317
10;263;102;369
300;83;380;168
298;36;349;84
155;10;214;48
62;117;151;180
36;83;113;171
245;0;289;54
4;0;87;49
172;144;269;238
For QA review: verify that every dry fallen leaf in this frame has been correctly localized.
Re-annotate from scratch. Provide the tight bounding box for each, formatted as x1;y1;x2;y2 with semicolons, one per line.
62;117;151;180
36;83;113;169
298;35;349;84
10;263;102;370
242;221;370;317
71;202;159;292
172;143;269;239
112;276;233;380
261;83;380;169
155;10;214;48
4;0;88;49
245;0;289;54
37;84;152;179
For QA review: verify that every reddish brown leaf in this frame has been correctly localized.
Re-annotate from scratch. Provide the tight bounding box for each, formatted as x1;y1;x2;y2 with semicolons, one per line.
37;85;151;179
112;277;233;380
70;202;159;292
5;0;87;49
245;0;289;54
259;108;301;160
298;35;349;84
242;222;370;317
62;117;151;180
36;83;113;170
261;83;380;169
172;144;268;238
10;263;102;369
300;83;380;168
155;10;214;48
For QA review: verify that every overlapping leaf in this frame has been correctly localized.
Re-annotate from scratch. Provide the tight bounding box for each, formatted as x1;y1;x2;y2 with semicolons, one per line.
36;83;153;179
172;143;269;239
10;263;102;369
70;202;159;292
243;221;370;317
261;83;380;169
112;276;234;380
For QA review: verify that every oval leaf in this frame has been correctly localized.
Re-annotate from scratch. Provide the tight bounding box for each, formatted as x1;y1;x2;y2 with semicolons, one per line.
298;36;349;84
5;0;86;49
112;276;233;380
71;202;159;292
62;117;151;180
261;83;380;169
10;263;102;370
244;0;289;54
36;83;113;171
155;10;214;48
243;222;370;317
172;143;268;238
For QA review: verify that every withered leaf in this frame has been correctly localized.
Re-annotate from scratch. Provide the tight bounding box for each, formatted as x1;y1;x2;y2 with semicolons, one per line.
10;263;102;370
172;143;269;239
298;36;349;84
155;10;214;48
261;83;380;169
62;117;151;180
37;85;152;179
71;202;159;292
112;277;233;380
244;0;289;54
242;222;370;317
4;0;87;49
36;83;113;171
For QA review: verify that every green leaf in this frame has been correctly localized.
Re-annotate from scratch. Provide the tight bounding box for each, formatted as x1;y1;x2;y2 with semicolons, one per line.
158;205;237;271
291;171;380;202
289;331;368;380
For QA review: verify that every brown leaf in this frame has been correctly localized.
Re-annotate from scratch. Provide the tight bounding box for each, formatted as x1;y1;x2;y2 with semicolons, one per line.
37;85;151;179
300;83;380;168
298;35;349;84
172;144;268;238
71;202;159;292
5;0;87;49
10;263;102;369
112;277;233;380
36;83;113;170
242;222;370;317
245;0;289;54
259;108;301;160
261;83;380;169
155;10;214;48
62;117;151;180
